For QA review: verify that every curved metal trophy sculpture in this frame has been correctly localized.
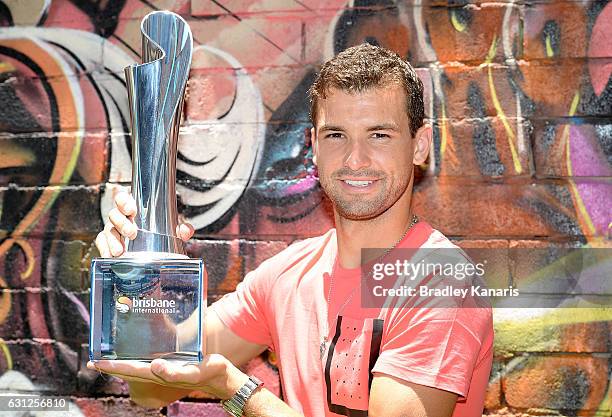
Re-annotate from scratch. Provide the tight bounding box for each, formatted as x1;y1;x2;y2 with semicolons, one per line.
89;11;205;362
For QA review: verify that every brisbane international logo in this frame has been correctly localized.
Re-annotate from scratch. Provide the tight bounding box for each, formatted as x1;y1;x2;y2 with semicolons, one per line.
115;295;178;314
115;296;132;313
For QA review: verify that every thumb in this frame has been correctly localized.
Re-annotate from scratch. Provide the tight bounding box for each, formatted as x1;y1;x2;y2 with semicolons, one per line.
151;359;174;381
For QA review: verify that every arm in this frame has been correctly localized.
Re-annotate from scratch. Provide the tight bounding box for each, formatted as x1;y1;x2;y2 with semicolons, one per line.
120;308;268;408
369;374;457;417
90;354;306;416
94;191;268;407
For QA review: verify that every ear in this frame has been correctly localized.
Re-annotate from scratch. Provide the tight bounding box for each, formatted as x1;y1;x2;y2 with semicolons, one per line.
310;127;318;166
413;123;432;166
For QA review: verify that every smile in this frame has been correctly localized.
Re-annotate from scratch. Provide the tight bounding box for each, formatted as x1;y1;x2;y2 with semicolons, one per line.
343;180;373;187
338;179;381;191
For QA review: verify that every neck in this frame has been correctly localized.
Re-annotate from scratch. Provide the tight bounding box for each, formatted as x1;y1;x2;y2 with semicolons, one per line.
334;180;415;269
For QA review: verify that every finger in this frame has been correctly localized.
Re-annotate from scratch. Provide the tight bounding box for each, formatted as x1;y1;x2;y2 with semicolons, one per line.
115;192;137;217
151;359;201;385
104;223;125;257
176;223;195;242
95;231;111;258
92;360;162;382
92;360;192;386
109;207;138;240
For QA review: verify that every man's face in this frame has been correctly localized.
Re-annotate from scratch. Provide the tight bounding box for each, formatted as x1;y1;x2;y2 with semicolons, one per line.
312;85;426;220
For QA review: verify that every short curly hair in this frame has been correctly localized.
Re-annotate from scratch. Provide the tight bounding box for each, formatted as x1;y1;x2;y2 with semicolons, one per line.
308;43;424;137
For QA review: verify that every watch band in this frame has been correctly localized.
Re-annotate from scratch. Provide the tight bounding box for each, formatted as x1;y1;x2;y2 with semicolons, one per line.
221;375;263;417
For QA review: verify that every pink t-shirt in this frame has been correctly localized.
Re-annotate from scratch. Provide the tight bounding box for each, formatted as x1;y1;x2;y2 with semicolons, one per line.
212;222;494;416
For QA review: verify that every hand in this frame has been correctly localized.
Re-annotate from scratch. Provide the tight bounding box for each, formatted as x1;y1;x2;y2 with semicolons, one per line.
95;191;195;257
127;381;194;409
87;354;248;401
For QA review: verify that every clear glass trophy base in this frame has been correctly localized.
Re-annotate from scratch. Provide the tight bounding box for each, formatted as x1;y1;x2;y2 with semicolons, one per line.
89;257;205;363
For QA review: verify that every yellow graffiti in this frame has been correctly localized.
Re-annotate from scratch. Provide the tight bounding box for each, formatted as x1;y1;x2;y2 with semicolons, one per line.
0;143;36;169
485;35;523;174
545;34;555;58
0;238;35;330
495;308;612;353
440;103;449;155
0;238;35;280
0;39;82;237
450;11;467;32
0;276;10;332
0;338;12;370
0;61;15;73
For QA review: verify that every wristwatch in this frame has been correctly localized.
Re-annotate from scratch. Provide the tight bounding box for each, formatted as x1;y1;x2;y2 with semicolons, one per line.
221;375;264;416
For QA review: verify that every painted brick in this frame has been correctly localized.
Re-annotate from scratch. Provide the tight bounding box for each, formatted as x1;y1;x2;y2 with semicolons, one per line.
0;131;107;186
483;409;530;417
191;0;317;17
167;401;228;417
188;15;305;68
509;240;611;297
0;339;78;394
503;355;610;411
0;72;125;133
523;2;588;60
0;238;88;290
533;121;612;178
0;185;102;239
0;289;89;344
432;118;534;177
484;360;503;410
75;397;164;417
421;2;521;64
413;177;594;238
48;239;90;291
494;313;611;355
437;60;590;120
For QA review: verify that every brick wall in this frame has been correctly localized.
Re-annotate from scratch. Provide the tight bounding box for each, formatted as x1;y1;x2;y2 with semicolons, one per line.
0;0;610;416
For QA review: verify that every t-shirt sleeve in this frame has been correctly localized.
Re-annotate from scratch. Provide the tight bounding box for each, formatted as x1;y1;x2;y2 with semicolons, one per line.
371;305;493;397
210;260;275;348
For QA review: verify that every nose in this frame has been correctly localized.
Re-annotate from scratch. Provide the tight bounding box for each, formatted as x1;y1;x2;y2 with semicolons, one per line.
343;139;371;171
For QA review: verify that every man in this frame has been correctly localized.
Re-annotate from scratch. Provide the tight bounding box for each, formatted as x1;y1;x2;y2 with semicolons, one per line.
91;43;494;417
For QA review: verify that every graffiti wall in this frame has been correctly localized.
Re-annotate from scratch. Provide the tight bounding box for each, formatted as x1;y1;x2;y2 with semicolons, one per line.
0;0;610;415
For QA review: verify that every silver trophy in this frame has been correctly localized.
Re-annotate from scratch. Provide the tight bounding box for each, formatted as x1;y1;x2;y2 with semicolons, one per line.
89;11;205;362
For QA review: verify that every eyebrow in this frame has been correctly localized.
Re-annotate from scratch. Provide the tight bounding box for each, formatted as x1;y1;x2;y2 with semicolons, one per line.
318;123;400;132
319;125;344;132
367;123;400;132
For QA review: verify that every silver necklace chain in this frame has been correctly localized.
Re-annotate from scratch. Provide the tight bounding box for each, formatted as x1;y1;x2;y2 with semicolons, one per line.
319;214;419;360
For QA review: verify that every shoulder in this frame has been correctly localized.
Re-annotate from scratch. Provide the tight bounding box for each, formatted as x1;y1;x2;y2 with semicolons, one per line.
422;226;458;250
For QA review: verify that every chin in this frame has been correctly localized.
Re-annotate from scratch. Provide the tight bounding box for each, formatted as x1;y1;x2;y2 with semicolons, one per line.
334;203;388;221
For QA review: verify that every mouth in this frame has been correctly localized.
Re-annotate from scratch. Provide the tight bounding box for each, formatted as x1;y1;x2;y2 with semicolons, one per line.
337;178;381;192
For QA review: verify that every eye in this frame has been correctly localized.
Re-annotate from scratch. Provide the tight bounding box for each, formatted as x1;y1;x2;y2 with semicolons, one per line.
371;132;390;139
325;132;344;139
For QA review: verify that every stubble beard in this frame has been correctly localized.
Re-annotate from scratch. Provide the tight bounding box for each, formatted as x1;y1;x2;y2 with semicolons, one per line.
318;168;411;221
